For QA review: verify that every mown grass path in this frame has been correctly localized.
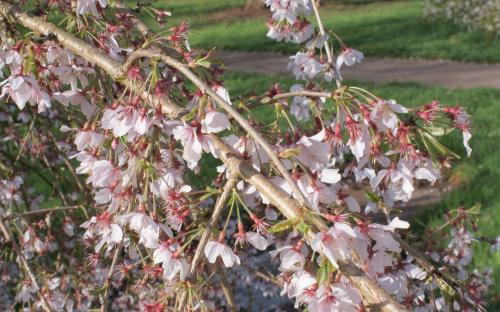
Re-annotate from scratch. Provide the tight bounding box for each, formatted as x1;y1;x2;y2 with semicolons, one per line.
217;50;500;89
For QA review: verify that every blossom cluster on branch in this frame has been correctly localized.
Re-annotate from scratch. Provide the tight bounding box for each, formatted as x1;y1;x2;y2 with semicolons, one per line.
0;0;496;311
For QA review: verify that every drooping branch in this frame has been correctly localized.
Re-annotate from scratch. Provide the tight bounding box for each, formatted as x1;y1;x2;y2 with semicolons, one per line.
123;48;312;210
0;1;187;120
310;0;333;65
310;0;342;88
1;205;83;220
0;4;406;311
270;90;333;101
217;264;238;312
100;242;123;312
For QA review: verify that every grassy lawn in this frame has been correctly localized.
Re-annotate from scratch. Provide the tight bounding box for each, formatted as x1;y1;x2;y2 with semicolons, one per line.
144;0;500;63
215;72;500;306
136;0;245;29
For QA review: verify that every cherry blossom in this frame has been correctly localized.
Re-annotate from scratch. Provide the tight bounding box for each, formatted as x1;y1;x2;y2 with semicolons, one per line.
336;48;364;70
204;240;241;268
76;0;107;16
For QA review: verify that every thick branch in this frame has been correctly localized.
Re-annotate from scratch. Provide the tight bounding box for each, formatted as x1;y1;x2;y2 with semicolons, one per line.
123;48;311;210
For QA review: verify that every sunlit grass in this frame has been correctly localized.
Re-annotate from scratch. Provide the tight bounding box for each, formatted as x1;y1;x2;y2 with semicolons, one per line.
146;0;500;63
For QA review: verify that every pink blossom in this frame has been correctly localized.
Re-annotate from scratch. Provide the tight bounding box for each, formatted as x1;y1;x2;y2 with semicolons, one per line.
0;74;51;112
76;0;107;16
201;110;231;133
204;241;241;268
289;52;322;80
336;48;364;70
370;99;408;133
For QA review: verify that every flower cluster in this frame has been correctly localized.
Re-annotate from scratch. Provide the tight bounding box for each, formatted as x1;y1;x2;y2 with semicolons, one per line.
0;0;495;311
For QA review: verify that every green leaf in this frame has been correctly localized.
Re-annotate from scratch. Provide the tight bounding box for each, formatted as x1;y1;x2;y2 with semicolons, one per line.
268;217;300;233
119;135;127;147
260;97;271;104
183;107;199;122
467;203;481;215
419;130;460;159
424;126;453;136
195;59;211;68
198;187;219;202
90;286;106;296
365;191;380;202
437;277;458;303
279;147;302;159
150;60;159;89
295;220;311;235
317;259;335;284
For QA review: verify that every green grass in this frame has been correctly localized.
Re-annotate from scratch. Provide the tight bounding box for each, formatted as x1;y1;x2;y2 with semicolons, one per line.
214;72;500;307
136;0;245;29
144;0;500;63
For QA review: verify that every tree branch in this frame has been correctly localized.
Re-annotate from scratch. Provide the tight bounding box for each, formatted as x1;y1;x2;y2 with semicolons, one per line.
0;1;187;120
0;219;54;312
217;264;237;312
190;176;238;274
2;205;83;220
122;48;312;211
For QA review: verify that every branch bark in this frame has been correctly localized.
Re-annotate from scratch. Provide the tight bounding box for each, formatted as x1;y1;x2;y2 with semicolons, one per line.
123;48;312;211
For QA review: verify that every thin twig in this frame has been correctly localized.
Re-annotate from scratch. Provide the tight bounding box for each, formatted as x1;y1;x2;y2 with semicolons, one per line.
310;0;342;88
241;263;281;286
100;242;123;312
0;219;54;312
190;177;238;274
2;205;84;220
271;90;332;100
46;133;85;193
176;177;238;309
310;0;332;64
217;264;237;312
